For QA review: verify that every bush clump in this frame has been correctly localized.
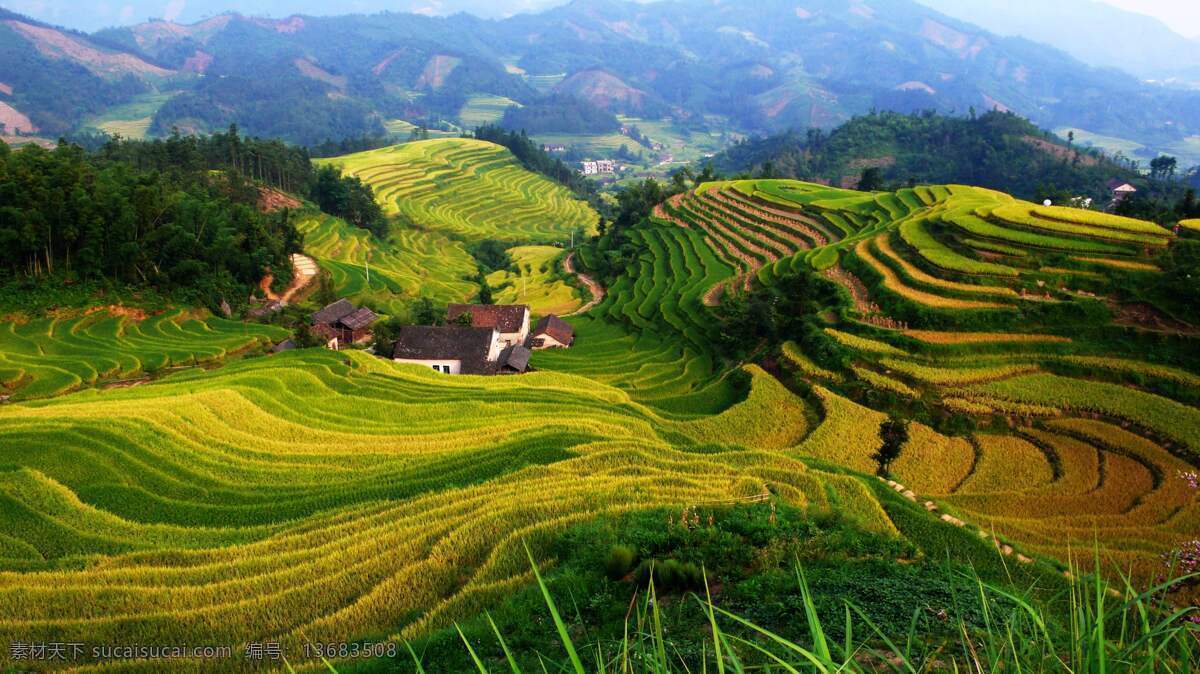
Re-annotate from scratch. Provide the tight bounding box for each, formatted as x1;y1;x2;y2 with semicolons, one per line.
605;544;637;580
633;558;704;592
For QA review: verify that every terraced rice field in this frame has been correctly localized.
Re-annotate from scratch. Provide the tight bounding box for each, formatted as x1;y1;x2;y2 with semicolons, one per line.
382;119;458;139
79;92;176;140
295;211;477;316
0;309;287;400
585;221;735;350
486;245;582;316
0;349;965;670
318;139;597;243
2;170;1197;669
649;178;1198;586
458;94;521;128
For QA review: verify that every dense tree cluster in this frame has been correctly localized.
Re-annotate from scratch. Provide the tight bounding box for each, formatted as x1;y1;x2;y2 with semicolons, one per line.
1161;239;1200;317
0;127;392;308
98;126;314;194
149;73;387;147
103;127;387;237
308;165;386;238
0;140;300;307
473;125;596;198
715;267;850;366
710;111;1142;202
308;135;394;159
1114;185;1200;226
499;95;620;135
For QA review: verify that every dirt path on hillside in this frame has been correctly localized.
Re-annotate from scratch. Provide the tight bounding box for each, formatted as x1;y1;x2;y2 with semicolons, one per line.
261;253;319;306
563;252;605;316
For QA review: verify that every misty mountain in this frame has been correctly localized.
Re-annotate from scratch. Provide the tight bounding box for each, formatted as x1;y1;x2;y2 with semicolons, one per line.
914;0;1200;85
2;0;1199;159
1;0;573;32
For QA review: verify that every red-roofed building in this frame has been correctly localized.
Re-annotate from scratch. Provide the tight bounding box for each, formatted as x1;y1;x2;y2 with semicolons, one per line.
530;315;575;350
447;304;530;347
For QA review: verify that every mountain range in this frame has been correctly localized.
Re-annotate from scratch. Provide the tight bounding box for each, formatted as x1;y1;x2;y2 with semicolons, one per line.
2;0;1199;165
915;0;1200;85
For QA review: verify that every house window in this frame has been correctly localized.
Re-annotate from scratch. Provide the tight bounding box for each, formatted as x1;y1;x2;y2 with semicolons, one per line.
431;365;447;373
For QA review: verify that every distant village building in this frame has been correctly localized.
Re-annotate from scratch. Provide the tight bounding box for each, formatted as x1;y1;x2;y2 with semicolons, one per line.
581;160;617;176
530;315;575;350
447;304;530;347
543;144;567;153
1107;179;1137;205
392;325;531;375
311;299;378;350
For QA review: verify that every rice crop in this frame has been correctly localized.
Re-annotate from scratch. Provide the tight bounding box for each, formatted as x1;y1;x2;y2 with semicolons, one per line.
897;218;1018;277
851;365;920;398
991;204;1170;246
0;309;287;400
853;239;1011;310
296;211;477;315
969;374;1200;456
780;341;844;382
902;330;1071;345
889;422;975;495
0;349;876;669
317;139;597;243
955;435;1054;494
486;245;583;316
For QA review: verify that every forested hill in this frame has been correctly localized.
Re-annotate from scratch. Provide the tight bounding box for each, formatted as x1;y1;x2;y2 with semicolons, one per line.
709;111;1142;202
4;0;1200;156
0;129;383;312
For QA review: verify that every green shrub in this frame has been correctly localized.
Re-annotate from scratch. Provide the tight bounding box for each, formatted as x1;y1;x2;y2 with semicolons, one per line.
605;544;637;580
633;558;704;592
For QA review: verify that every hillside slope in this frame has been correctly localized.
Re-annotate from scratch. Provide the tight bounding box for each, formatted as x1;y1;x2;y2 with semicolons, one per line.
0;9;172;135
610;176;1198;586
916;0;1200;83
708;110;1141;201
0;172;1197;669
4;1;1200;155
317;138;598;244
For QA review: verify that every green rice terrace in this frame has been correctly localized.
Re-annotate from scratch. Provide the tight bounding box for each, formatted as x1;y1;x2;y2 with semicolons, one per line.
0;175;1197;671
316;139;597;244
294;211;478;316
486;245;584;316
300;139;597;316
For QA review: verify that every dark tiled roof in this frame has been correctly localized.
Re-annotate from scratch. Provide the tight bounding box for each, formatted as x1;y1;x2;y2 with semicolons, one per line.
312;324;339;341
532;315;574;345
503;345;532;372
312;299;356;325
392;326;496;374
339;307;378;330
448;304;529;333
271;339;296;353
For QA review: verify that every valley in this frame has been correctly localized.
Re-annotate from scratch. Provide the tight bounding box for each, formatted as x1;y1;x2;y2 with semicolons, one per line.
0;129;1197;668
0;0;1198;670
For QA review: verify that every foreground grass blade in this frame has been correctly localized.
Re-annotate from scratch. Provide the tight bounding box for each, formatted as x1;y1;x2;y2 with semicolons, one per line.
526;543;586;674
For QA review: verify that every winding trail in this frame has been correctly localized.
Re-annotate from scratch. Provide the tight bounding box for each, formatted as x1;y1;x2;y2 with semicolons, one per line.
261;253;319;306
563;252;605;316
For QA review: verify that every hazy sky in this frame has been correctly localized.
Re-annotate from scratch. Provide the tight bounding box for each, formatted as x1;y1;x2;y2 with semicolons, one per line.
1101;0;1200;37
4;0;1199;37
